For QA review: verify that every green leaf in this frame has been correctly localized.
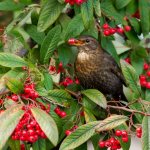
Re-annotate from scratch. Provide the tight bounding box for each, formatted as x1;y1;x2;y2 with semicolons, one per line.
33;139;46;150
8;139;20;150
128;17;141;34
145;89;150;101
115;0;132;9
142;115;150;150
62;14;84;41
0;68;25;95
0;105;24;150
96;115;128;132
47;89;72;106
5;78;24;94
81;89;107;109
0;53;28;68
58;45;72;66
101;37;120;65
130;51;144;75
37;0;64;32
81;0;93;29
25;24;45;45
93;0;101;17
59;121;100;150
0;0;25;11
101;0;123;24
40;25;61;63
139;0;150;36
84;108;97;123
120;60;142;98
31;107;59;146
43;73;53;90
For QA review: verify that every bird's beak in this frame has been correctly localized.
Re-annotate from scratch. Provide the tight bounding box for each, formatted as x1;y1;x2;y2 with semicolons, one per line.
68;38;84;46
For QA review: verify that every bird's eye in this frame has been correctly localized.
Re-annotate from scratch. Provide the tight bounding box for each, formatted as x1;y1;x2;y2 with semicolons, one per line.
85;39;90;43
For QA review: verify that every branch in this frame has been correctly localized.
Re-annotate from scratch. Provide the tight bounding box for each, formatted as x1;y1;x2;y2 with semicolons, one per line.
107;105;150;116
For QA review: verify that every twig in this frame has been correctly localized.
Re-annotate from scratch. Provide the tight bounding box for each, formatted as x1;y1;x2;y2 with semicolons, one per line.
107;105;150;116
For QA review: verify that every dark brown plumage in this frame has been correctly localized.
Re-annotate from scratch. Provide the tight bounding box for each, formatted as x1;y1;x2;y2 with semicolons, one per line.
69;35;126;99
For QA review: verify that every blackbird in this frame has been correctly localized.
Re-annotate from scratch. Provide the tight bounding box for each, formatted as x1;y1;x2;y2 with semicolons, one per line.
68;35;126;99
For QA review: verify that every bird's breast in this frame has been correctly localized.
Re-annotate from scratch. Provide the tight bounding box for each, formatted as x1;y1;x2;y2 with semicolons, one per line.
77;51;90;63
75;52;98;75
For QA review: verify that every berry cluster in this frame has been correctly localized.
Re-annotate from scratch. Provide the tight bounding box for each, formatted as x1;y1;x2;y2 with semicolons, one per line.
11;107;47;143
60;77;80;87
49;62;64;74
102;23;131;36
115;130;128;142
139;63;150;88
65;0;86;5
136;127;142;138
21;83;39;100
65;125;78;136
54;106;67;118
98;137;121;150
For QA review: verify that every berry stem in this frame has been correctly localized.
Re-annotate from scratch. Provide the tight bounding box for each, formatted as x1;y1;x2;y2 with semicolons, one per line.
107;105;150;116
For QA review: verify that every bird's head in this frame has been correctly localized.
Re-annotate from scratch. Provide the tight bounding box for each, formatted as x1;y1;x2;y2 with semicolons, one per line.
68;35;101;53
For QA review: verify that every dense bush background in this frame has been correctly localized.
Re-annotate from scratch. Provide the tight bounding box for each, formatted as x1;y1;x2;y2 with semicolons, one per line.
0;0;150;150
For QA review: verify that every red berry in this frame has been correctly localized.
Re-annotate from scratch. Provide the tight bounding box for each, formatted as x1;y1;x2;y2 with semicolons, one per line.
75;79;80;84
54;107;61;115
136;127;142;133
29;136;36;143
28;129;35;136
0;99;3;105
24;87;31;94
21;144;25;150
22;130;28;137
49;65;56;72
121;130;128;137
109;28;116;34
125;58;131;64
109;137;115;144
59;111;67;118
65;130;72;136
20;135;26;141
140;80;147;87
27;124;33;130
117;28;124;34
122;136;128;142
103;29;111;36
30;120;37;127
98;141;105;148
34;134;38;141
102;23;109;29
124;25;131;32
111;145;118;150
105;141;111;147
136;133;142;138
11;94;18;102
140;75;146;81
68;38;76;45
146;82;150;89
115;130;122;136
144;63;149;70
147;71;150;77
40;131;47;138
36;129;41;135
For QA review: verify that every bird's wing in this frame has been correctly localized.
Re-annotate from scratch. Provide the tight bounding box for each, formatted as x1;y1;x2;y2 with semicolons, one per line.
103;52;127;86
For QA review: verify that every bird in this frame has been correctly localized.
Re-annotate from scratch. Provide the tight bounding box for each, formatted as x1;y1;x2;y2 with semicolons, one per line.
68;35;126;100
